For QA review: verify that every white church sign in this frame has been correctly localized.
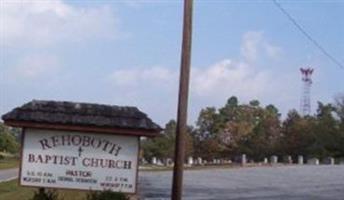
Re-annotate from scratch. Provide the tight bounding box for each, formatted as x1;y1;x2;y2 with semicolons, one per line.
3;100;161;194
20;128;139;193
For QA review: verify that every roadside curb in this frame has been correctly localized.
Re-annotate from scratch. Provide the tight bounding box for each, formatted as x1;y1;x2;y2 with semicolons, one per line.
0;176;18;183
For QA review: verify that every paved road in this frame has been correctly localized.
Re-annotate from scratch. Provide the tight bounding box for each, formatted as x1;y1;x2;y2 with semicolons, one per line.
1;166;343;200
0;168;18;183
139;165;344;200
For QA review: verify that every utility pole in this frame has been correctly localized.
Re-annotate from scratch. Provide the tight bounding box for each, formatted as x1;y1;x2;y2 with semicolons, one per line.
171;0;193;200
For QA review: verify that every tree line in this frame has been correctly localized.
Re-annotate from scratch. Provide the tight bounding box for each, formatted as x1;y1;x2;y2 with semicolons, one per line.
142;95;344;162
0;122;20;154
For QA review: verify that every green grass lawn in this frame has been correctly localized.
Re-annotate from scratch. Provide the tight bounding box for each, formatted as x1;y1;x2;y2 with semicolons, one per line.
0;180;34;200
0;158;19;170
0;180;88;200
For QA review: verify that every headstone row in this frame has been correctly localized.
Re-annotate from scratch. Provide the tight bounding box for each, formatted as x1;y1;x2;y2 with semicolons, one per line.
147;155;338;166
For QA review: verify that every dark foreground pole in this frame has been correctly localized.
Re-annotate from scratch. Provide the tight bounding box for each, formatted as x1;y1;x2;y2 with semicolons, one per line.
171;0;193;200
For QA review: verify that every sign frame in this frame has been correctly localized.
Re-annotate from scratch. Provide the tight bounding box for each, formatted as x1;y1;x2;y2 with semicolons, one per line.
18;128;141;194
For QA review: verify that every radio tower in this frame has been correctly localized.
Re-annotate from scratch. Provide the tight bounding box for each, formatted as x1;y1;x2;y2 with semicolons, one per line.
300;68;314;116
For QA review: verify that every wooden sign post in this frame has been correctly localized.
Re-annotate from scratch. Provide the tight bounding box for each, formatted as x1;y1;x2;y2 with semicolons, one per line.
172;0;193;200
2;100;161;194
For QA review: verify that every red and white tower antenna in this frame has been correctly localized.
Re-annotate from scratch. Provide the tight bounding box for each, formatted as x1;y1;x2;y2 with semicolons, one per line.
300;68;314;116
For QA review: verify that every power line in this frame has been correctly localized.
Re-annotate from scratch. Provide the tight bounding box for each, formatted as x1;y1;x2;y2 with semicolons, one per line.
272;0;344;70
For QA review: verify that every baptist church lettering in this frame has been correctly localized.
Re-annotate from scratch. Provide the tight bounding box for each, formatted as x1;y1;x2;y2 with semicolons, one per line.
27;154;132;169
39;134;122;156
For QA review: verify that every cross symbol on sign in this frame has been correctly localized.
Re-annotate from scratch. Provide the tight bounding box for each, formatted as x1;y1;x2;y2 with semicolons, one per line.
78;147;84;157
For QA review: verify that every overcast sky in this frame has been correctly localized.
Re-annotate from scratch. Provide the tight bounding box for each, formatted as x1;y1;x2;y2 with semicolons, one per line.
1;0;343;126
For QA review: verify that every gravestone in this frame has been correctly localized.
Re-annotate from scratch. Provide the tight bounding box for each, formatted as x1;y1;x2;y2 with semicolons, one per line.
270;155;278;164
241;154;247;166
152;157;157;165
165;158;173;166
188;156;194;166
323;157;335;165
157;159;163;166
197;157;202;165
224;159;231;164
141;158;148;165
307;158;319;165
285;155;293;164
298;155;304;165
263;157;268;164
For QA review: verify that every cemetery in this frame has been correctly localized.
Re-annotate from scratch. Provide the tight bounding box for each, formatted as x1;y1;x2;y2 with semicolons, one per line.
142;154;340;169
1;1;343;200
1;99;343;200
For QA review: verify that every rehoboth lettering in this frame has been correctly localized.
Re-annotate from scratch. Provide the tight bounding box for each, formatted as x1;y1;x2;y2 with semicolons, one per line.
39;135;122;156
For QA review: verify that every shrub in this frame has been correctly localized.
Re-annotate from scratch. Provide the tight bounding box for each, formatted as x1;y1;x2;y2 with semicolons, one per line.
86;190;129;200
29;188;60;200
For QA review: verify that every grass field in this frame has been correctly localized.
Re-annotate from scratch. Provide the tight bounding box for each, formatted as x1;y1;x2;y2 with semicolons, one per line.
0;180;34;200
0;157;19;170
0;180;88;200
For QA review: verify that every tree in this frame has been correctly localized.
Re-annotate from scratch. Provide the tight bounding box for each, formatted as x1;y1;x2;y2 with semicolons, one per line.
266;104;279;116
194;97;283;161
194;106;226;159
247;105;281;160
195;107;221;140
0;123;19;154
249;100;260;107
312;102;341;158
219;96;239;122
334;95;344;156
145;96;344;163
334;94;344;122
280;102;343;159
280;110;316;158
141;120;193;162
